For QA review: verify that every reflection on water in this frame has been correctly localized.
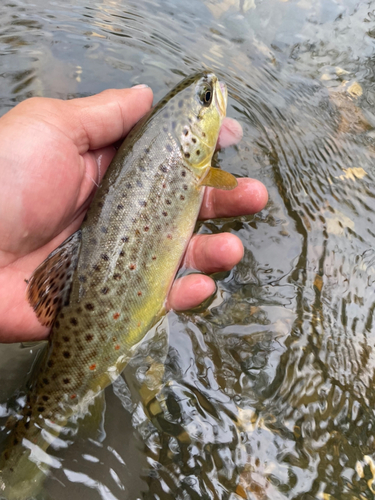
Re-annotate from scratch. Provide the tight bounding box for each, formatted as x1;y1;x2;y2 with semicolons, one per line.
2;0;375;498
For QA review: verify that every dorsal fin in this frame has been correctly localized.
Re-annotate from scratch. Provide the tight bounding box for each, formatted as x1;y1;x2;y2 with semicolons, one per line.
199;167;238;190
27;231;82;327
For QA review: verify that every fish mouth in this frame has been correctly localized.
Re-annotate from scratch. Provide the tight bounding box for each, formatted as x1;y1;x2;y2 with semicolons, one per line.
215;80;227;119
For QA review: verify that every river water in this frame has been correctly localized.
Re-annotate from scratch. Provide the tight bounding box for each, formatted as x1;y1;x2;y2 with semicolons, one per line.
1;0;375;498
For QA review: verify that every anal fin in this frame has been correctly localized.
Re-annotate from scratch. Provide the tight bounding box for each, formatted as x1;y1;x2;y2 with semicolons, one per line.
27;230;81;327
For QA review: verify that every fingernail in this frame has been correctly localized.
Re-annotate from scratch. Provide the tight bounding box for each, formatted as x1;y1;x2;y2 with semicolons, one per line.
132;84;149;89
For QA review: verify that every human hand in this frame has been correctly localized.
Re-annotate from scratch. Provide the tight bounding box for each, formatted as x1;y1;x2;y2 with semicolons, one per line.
0;87;267;342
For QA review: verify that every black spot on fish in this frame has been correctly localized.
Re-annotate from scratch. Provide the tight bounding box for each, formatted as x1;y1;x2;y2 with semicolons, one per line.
183;128;189;136
136;180;143;188
144;226;149;232
55;320;60;329
181;170;186;177
166;199;171;205
180;195;185;200
162;211;168;216
139;165;146;172
42;378;49;385
97;201;104;208
160;165;168;173
13;438;18;446
24;421;30;430
178;100;183;108
183;184;188;190
185;153;190;159
192;137;197;143
63;378;70;384
119;250;125;257
70;317;78;326
163;125;168;132
113;273;121;281
47;360;54;368
101;226;108;234
166;144;173;152
144;147;150;154
126;182;132;189
171;121;176;130
202;131;206;137
93;264;101;272
196;150;200;155
101;254;109;261
37;406;45;413
85;303;94;311
139;200;147;207
117;204;124;210
63;351;71;359
85;334;94;342
42;395;49;402
121;236;129;243
63;335;70;342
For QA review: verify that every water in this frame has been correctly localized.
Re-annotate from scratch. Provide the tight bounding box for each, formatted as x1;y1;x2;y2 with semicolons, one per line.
1;0;375;498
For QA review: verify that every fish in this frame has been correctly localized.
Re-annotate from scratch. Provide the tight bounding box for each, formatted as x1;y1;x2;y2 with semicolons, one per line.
0;71;238;499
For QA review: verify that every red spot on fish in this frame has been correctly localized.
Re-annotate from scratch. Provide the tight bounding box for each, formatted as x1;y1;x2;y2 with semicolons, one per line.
129;263;136;270
113;312;120;320
162;183;166;188
137;291;142;296
167;234;172;240
70;394;76;399
115;345;120;350
137;321;141;327
89;364;96;371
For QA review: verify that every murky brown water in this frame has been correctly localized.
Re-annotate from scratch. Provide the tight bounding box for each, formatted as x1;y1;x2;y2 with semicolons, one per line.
2;0;375;498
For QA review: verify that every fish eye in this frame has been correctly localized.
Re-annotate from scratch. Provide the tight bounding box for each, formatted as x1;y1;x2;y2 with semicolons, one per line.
198;85;213;107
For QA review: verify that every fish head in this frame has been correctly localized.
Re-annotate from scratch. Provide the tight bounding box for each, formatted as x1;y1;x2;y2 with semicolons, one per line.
161;71;227;179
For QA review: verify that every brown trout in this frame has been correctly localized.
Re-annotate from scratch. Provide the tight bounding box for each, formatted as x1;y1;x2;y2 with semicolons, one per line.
0;72;237;499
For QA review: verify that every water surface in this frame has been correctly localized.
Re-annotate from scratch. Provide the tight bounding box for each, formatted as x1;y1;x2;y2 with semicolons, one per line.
2;0;375;498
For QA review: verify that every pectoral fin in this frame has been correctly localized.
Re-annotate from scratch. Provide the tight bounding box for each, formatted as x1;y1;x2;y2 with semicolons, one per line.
199;167;238;190
27;230;82;327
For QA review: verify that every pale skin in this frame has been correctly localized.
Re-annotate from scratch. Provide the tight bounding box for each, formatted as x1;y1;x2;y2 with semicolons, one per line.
0;85;268;343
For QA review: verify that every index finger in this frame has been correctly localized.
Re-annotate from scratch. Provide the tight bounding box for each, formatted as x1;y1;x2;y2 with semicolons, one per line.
199;178;268;219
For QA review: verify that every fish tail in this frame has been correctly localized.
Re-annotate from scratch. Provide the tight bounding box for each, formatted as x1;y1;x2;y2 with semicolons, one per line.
0;430;53;500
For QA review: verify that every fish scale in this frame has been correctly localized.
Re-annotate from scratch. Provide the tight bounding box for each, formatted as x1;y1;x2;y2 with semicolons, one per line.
0;71;237;500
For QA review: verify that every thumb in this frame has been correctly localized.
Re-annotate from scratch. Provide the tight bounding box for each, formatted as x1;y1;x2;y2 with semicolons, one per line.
64;86;154;153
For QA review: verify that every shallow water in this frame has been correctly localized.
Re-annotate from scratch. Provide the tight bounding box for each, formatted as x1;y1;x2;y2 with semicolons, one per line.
2;0;375;498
